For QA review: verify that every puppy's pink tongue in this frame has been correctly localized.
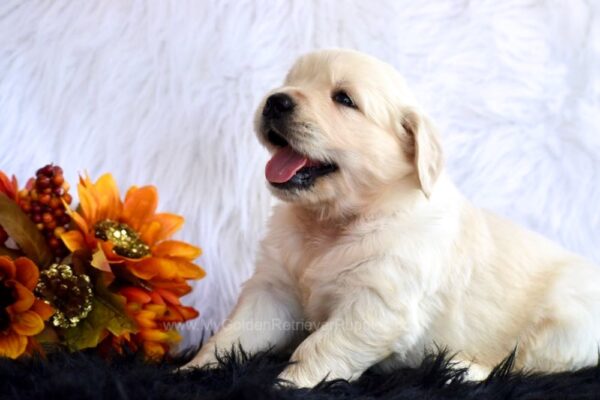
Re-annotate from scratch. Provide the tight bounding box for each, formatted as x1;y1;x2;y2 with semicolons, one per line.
266;146;308;183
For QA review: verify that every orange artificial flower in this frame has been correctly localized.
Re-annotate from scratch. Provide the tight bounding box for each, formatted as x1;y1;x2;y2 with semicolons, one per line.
61;174;205;283
0;171;19;243
119;286;198;358
0;171;18;202
0;256;53;359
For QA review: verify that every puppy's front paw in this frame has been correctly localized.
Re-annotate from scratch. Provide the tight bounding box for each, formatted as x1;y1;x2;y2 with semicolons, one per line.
181;348;220;371
277;365;320;389
453;359;492;381
463;363;491;381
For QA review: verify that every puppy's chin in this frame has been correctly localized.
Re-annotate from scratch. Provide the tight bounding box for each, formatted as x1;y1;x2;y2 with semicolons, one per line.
267;176;338;205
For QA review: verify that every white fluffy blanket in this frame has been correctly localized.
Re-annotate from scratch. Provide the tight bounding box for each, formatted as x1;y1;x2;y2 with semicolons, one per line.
1;1;599;346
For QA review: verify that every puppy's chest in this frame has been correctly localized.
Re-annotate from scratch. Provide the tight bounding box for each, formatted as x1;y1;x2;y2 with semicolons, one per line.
285;231;362;324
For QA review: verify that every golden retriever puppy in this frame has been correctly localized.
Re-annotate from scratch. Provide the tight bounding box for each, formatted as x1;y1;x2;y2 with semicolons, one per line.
187;49;600;387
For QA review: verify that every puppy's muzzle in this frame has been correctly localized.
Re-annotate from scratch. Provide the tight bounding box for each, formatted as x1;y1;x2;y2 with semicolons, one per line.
263;93;295;120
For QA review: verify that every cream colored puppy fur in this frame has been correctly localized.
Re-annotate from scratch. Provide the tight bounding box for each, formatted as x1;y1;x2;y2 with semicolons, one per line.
187;49;600;387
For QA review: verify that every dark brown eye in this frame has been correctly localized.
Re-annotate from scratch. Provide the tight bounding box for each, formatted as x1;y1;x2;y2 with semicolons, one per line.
332;91;357;109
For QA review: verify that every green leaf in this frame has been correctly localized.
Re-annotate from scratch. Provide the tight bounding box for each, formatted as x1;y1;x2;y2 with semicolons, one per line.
0;194;53;267
62;273;137;351
95;273;138;333
35;326;60;345
62;299;110;350
63;296;137;351
105;307;136;336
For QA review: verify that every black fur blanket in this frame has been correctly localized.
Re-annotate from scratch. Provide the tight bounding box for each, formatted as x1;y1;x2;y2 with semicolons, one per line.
1;348;599;399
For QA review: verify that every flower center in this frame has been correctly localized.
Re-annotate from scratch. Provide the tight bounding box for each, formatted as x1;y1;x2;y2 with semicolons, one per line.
0;278;16;332
35;264;93;328
93;220;150;259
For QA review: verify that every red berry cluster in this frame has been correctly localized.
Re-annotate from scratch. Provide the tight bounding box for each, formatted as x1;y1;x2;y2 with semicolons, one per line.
19;165;72;258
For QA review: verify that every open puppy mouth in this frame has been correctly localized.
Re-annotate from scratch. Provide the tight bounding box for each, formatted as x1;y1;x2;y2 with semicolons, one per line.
265;129;338;190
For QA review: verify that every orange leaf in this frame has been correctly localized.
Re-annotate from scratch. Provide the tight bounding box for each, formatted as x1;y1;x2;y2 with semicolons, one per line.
152;241;201;260
122;186;158;231
171;258;206;280
0;330;28;359
0;172;18;201
142;341;166;358
127;257;197;280
91;248;112;272
31;300;54;320
175;304;199;321
144;304;167;316
60;230;87;253
0;256;16;279
12;310;44;336
126;258;161;280
78;183;98;226
148;291;165;305
139;329;170;342
140;213;183;245
154;288;180;305
120;287;152;304
149;279;193;296
94;174;122;221
135;311;158;329
65;209;90;236
8;281;35;313
14;257;39;291
98;240;125;262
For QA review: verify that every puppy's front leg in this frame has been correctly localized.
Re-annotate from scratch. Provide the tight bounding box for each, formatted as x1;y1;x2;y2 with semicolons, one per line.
278;259;427;387
186;258;302;368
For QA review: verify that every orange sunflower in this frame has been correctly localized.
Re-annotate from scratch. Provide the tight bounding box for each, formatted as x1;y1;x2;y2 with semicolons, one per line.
0;171;19;202
119;286;198;358
0;172;19;244
0;256;53;358
60;174;205;284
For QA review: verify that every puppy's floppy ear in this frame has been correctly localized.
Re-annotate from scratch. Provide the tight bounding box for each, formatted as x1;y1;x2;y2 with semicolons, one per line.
401;109;444;198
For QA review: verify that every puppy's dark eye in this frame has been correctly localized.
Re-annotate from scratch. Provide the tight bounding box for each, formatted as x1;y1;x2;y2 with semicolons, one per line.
332;91;357;109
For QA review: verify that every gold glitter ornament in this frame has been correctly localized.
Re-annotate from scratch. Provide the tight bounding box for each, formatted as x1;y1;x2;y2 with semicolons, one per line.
35;264;93;328
94;219;150;258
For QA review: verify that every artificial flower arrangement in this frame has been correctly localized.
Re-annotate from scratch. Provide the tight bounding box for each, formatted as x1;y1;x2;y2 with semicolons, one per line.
0;165;204;360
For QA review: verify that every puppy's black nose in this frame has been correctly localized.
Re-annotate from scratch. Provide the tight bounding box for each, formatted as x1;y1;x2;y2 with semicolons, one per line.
263;93;295;119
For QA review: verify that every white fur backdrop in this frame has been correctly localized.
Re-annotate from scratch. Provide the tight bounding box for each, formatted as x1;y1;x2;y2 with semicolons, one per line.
1;1;599;348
